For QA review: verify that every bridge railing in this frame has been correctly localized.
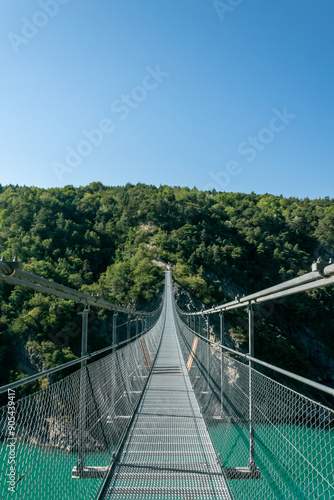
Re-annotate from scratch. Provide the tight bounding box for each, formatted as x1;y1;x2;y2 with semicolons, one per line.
173;264;334;500
0;263;167;499
0;260;164;395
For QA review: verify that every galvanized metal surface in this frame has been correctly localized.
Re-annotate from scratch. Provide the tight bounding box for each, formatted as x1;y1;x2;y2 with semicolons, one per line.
174;311;334;500
0;310;165;500
102;272;232;499
191;261;334;316
0;260;159;316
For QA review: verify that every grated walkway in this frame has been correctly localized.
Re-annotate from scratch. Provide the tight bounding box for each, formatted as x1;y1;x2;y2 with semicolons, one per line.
102;272;232;499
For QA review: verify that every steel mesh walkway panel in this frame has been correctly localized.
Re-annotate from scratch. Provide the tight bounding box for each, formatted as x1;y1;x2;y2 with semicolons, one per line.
2;269;332;500
102;272;232;499
174;303;334;500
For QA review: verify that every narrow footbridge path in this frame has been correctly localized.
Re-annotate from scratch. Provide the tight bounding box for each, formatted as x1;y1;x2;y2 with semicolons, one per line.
1;262;333;499
101;271;232;499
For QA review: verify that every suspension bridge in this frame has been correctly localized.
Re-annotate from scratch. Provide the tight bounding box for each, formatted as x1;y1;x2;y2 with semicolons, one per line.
0;260;333;499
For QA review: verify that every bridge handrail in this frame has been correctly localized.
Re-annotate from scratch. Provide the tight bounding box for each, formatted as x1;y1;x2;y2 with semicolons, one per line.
0;259;161;316
0;259;165;394
180;261;334;315
0;304;163;395
175;302;334;398
0;281;167;499
173;261;334;396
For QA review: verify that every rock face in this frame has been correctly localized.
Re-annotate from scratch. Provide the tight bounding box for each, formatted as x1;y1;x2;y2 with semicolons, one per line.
299;329;334;384
12;337;43;376
152;258;167;268
173;280;240;352
173;281;203;313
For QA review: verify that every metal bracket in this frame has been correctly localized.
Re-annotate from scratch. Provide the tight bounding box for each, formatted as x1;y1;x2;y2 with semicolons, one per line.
312;258;329;276
223;465;261;480
72;465;111;479
0;259;23;276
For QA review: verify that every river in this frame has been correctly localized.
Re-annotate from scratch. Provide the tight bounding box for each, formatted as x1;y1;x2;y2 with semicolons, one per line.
1;422;333;499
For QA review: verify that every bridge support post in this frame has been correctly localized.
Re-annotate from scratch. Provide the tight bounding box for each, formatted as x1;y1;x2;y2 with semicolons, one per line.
248;304;256;470
223;306;261;479
136;316;139;337
127;315;131;342
76;305;89;475
206;315;210;390
220;312;224;416
112;312;118;348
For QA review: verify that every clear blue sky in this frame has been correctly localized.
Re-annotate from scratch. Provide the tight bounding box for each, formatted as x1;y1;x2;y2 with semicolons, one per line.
0;0;333;198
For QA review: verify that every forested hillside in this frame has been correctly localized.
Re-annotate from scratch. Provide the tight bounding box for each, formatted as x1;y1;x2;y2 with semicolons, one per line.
0;182;333;391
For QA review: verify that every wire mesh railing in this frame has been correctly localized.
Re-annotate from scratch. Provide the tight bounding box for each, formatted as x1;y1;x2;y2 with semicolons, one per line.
99;270;233;500
0;296;166;500
1;259;334;500
173;301;334;500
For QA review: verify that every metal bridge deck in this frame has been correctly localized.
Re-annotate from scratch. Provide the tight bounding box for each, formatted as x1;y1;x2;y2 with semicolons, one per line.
101;272;232;499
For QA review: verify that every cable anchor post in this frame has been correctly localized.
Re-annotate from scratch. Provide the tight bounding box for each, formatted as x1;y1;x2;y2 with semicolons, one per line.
76;304;90;475
248;303;256;470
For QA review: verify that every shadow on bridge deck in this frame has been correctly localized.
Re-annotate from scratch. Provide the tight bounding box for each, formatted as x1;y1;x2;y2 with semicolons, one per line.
101;271;232;499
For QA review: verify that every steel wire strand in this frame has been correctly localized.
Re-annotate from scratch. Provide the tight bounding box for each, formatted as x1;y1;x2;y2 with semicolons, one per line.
174;299;334;500
0;317;165;500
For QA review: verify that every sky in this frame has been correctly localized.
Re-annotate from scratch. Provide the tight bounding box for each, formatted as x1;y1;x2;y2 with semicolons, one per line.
0;0;333;198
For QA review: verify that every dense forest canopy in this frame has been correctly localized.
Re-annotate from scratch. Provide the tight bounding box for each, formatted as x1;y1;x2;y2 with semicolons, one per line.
0;182;333;394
